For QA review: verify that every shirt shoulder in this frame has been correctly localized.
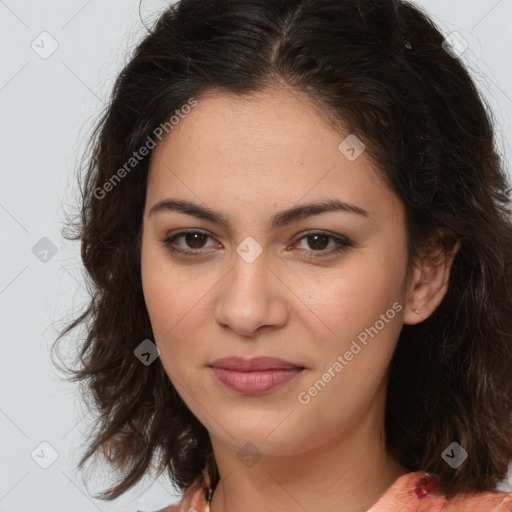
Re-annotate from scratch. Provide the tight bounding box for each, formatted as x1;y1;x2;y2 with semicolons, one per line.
438;486;512;512
368;470;512;512
152;506;180;512
151;482;209;512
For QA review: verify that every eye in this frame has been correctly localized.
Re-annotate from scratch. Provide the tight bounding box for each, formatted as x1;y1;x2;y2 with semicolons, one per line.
291;231;352;258
160;230;352;258
161;230;217;256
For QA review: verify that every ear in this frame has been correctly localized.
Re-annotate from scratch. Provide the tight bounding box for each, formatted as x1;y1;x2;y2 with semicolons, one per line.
403;229;461;325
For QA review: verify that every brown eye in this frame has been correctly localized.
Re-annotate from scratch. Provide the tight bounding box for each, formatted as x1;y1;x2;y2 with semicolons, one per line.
161;230;217;256
305;234;330;251
183;232;209;249
161;230;351;259
294;231;352;257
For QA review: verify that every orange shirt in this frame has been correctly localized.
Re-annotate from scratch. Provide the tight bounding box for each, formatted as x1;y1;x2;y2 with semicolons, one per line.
154;470;512;512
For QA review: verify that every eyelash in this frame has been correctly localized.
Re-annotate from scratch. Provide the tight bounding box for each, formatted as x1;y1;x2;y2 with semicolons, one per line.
159;230;352;259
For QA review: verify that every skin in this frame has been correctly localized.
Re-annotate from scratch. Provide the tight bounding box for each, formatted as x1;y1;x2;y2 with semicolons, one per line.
140;85;460;512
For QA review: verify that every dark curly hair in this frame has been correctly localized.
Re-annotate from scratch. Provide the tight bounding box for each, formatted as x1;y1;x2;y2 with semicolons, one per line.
53;0;512;503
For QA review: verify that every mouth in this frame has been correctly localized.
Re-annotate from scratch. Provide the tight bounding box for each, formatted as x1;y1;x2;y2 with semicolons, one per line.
208;356;306;395
209;355;304;371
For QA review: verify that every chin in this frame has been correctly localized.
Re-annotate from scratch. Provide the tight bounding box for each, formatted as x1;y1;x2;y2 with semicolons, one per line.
210;418;312;457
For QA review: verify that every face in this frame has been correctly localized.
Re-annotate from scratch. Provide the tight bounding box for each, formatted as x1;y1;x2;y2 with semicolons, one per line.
140;86;412;458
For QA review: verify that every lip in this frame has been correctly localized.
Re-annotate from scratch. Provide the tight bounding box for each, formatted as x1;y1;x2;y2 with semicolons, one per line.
209;356;303;371
209;356;305;395
210;367;304;394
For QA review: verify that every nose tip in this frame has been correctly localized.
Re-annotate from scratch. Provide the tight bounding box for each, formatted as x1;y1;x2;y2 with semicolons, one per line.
214;254;289;336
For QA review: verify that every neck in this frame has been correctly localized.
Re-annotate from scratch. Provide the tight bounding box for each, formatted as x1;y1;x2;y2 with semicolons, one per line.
208;394;408;512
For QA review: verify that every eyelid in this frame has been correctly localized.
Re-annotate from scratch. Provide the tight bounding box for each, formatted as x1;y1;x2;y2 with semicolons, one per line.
160;229;352;258
162;229;218;251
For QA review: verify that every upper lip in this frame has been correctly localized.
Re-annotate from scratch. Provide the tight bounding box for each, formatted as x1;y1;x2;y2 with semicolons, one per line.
209;356;304;371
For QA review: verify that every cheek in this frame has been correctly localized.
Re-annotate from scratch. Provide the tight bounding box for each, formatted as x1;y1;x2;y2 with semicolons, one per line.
299;261;406;427
141;243;182;353
141;243;202;336
141;261;174;338
302;243;407;383
317;254;406;335
141;263;195;387
140;243;217;380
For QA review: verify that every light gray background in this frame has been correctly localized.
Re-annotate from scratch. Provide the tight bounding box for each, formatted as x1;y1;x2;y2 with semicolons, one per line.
1;1;511;511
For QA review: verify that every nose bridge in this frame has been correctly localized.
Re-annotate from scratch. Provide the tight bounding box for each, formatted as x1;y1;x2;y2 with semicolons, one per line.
214;244;287;335
228;247;272;312
229;233;271;297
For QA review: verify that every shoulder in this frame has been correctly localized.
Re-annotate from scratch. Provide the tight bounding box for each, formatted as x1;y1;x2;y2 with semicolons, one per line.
152;482;208;512
368;471;512;512
440;488;512;511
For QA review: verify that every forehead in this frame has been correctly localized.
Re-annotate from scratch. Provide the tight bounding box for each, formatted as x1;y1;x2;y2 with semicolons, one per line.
146;86;401;223
151;86;348;166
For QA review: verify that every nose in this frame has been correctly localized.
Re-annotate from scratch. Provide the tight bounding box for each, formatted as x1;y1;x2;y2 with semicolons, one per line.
214;248;289;337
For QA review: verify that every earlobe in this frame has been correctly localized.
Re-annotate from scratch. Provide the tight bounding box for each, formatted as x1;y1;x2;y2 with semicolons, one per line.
403;233;461;325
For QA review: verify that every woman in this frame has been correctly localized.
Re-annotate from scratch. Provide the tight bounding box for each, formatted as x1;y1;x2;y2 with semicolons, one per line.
53;0;512;511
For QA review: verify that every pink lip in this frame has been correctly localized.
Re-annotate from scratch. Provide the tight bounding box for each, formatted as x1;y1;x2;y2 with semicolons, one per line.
209;356;305;395
210;356;303;371
211;367;304;394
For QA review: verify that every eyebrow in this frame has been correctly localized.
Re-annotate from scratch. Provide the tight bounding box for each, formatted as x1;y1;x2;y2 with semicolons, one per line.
148;198;369;229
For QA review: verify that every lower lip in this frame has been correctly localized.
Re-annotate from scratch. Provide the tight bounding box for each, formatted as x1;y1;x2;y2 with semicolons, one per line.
211;367;304;395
